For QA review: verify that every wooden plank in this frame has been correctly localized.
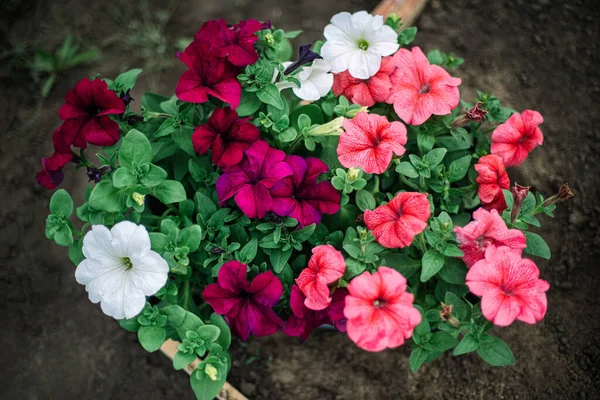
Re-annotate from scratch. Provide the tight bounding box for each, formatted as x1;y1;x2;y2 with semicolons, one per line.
160;339;249;400
372;0;429;26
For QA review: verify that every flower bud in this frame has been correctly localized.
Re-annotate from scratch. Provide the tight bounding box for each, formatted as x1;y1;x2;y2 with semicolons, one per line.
306;117;344;136
344;106;369;118
440;302;460;327
204;364;218;381
346;167;361;181
542;183;574;207
451;101;488;128
132;192;146;206
510;183;530;223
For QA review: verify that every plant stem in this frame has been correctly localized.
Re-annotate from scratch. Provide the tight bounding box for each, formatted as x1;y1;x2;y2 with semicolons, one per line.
400;175;421;191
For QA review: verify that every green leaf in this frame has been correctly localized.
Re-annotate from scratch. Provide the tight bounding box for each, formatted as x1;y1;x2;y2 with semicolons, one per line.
152;180;187;204
429;331;459;352
355;190;376;211
138;325;166;352
398;26;418;45
344;258;367;279
270;248;293;273
238;238;258;264
448;155;472;183
112;168;137;188
195;192;217;223
410;347;428;372
89;181;124;212
197;325;221;342
417;132;436;154
291;104;324;128
440;243;464;257
119;130;153;170
420;249;445;282
54;224;74;246
68;240;85;265
444;292;468;321
119;317;141;332
190;366;227;400
237;91;263;116
427;49;444;65
210;313;231;351
174;351;197;370
150;232;169;251
424;148;447;167
180;225;202;252
114;68;143;90
523;231;551;259
477;335;515;366
438;258;467;284
396;161;419;178
257;83;284;109
453;334;480;356
384;253;421;279
162;305;204;339
140;164;168;187
172;129;196;157
49;189;73;217
503;189;514;209
291;224;316;242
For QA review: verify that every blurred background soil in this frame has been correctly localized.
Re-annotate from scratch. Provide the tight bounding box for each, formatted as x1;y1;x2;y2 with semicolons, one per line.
1;0;599;398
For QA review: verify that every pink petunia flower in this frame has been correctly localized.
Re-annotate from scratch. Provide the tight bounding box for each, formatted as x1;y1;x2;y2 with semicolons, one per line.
58;78;126;148
475;154;510;213
296;245;346;310
270;156;341;227
337;112;407;174
466;246;550;327
386;46;461;126
196;19;264;67
283;285;348;341
344;267;421;352
216;140;292;219
332;56;396;107
454;208;527;268
491;110;544;167
364;192;431;248
175;42;242;108
202;260;283;341
192;107;260;168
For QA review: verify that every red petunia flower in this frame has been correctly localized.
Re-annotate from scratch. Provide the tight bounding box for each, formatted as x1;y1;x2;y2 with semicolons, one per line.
175;42;242;108
36;128;76;189
454;208;526;268
364;192;431;248
202;260;283;341
475;154;510;213
386;46;461;126
491;110;544;167
192;107;260;168
283;285;348;341
337;112;407;174
344;267;421;352
466;246;549;327
216;140;292;219
36;157;64;190
196;19;264;67
332;56;396;107
270;156;340;227
296;245;346;311
58;78;126;148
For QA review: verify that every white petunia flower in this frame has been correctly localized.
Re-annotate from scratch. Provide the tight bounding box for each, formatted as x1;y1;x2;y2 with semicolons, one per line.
276;59;334;101
321;11;399;79
75;221;169;319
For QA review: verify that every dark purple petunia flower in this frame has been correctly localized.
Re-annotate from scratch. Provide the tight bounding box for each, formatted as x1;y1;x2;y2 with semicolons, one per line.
216;140;292;219
284;44;323;75
202;260;283;341
270;156;340;227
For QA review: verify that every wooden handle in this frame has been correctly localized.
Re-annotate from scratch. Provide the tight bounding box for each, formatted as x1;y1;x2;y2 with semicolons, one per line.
372;0;429;26
160;339;249;400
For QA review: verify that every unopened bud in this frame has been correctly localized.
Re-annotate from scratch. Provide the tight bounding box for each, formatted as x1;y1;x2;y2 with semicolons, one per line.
306;117;344;136
345;106;369;118
132;192;145;206
204;364;218;381
510;183;530;223
346;167;361;181
451;101;488;128
440;302;460;327
542;183;574;207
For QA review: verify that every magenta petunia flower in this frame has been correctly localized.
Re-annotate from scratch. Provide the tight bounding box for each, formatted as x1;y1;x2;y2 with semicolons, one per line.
283;285;348;341
192;107;260;168
454;208;526;268
270;156;340;227
387;46;461;126
195;19;265;67
216;140;293;219
175;42;242;108
58;78;126;148
466;246;549;327
202;260;283;341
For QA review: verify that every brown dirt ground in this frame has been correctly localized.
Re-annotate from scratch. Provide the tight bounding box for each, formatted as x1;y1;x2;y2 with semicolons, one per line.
1;0;599;399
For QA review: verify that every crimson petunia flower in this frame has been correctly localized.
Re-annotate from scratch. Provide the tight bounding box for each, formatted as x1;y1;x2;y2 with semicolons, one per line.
192;107;260;168
175;42;242;108
58;78;126;148
344;267;421;352
332;56;396;107
491;110;544;167
36;157;64;189
387;46;461;126
337;112;407;174
216;140;292;219
466;246;549;327
36;128;76;189
475;154;510;213
454;208;526;268
283;285;348;341
270;156;340;227
296;245;346;310
195;19;264;67
202;260;283;341
364;192;431;249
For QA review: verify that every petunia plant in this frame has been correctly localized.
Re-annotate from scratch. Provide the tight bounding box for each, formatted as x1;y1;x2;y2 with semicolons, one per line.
38;10;572;399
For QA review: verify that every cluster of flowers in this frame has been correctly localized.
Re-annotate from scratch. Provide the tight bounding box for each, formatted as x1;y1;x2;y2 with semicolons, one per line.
40;10;571;400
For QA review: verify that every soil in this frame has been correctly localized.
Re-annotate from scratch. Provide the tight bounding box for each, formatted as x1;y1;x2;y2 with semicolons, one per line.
1;0;599;399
